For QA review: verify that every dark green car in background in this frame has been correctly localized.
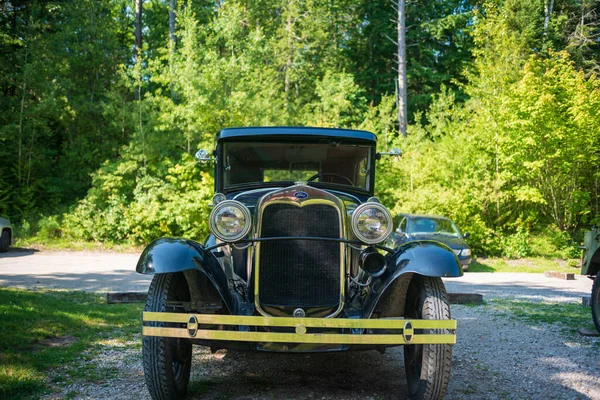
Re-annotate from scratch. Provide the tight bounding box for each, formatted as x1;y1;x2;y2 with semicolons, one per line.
581;226;600;332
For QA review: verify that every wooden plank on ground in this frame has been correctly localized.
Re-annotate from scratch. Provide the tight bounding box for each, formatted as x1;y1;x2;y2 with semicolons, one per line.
448;293;483;305
578;328;600;337
544;271;575;280
107;291;147;304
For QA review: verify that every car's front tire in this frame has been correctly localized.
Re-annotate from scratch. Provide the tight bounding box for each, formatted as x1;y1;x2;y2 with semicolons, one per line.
404;275;452;400
143;273;192;400
592;274;600;333
0;229;10;252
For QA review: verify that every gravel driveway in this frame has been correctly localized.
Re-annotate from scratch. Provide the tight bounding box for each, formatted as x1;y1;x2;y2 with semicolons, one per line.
2;249;598;399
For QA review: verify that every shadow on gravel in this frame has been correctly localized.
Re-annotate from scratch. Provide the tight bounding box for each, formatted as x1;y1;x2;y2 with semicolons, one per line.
0;247;39;258
182;304;598;400
188;348;407;399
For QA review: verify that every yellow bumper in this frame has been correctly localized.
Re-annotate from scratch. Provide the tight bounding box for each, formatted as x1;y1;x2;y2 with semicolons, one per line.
143;312;457;345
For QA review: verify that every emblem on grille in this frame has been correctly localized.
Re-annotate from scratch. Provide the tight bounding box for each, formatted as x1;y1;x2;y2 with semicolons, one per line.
294;191;308;199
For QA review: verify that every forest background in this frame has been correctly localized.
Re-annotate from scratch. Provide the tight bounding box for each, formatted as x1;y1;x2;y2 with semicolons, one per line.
1;0;599;257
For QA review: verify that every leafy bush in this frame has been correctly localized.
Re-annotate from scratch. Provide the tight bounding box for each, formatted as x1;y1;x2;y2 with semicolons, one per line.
500;228;532;259
36;216;62;239
63;153;213;244
529;226;581;259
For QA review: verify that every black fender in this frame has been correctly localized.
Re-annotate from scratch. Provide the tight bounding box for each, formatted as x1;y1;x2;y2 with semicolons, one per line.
363;240;462;318
136;237;238;314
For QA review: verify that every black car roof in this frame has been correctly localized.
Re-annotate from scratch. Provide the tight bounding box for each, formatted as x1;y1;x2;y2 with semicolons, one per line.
217;126;377;142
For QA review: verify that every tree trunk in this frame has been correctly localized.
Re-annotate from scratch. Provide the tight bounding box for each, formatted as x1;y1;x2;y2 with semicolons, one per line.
169;0;176;48
18;48;28;186
134;0;145;165
135;0;143;62
134;0;143;101
543;0;554;37
284;7;293;112
397;0;407;137
169;0;176;99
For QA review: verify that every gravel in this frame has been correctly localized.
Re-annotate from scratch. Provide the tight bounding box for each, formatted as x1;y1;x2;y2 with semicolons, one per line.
40;302;600;400
4;251;596;399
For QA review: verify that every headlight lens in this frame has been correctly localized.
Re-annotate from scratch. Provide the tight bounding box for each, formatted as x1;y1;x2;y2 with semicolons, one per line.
209;200;252;242
453;248;471;257
351;202;393;244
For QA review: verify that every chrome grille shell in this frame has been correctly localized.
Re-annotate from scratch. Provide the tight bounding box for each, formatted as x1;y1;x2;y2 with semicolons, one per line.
253;185;345;318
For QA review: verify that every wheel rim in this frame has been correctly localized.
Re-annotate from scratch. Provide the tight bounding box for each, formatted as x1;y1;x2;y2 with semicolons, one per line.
169;336;189;384
172;359;183;382
405;344;423;393
405;297;423;394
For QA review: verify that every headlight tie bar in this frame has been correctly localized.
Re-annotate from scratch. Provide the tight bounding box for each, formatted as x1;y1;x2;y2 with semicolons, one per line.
204;236;395;254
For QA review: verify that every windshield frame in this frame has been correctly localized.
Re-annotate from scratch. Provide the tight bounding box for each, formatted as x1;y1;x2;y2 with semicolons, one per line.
215;137;377;195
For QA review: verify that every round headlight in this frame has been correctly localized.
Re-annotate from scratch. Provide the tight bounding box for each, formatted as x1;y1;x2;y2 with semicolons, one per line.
351;202;393;244
209;200;252;242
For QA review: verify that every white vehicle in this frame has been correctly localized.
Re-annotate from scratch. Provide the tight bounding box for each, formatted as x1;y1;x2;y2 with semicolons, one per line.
0;217;12;252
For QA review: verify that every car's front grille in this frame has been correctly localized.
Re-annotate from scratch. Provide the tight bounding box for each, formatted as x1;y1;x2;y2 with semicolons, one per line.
258;203;341;309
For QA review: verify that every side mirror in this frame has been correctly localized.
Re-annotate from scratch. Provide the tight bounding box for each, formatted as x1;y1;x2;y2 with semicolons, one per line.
463;232;470;239
195;149;215;164
378;147;402;158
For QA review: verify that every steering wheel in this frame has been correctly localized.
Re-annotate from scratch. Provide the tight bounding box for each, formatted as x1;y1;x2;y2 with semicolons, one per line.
307;172;354;186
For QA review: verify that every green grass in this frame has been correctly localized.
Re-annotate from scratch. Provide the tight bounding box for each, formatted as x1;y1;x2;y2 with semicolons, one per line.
469;257;581;274
0;288;142;400
487;299;596;333
13;237;141;253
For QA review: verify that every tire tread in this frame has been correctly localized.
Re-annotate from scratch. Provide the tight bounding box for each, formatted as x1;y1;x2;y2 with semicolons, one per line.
143;273;191;400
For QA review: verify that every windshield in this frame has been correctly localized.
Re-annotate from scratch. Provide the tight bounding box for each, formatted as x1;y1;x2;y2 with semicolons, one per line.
408;217;462;237
222;141;372;191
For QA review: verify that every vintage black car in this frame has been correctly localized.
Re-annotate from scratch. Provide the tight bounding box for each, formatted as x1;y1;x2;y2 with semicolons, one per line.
581;226;600;332
137;127;462;400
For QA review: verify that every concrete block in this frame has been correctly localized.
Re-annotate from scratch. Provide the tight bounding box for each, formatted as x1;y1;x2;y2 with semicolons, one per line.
582;296;591;308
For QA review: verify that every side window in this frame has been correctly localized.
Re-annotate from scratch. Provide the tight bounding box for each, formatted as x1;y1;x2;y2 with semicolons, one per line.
397;217;408;233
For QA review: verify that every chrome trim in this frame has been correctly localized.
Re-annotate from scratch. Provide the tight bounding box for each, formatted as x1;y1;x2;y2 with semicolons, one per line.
209;200;252;242
327;190;362;204
233;187;283;200
351;202;393;245
212;193;226;205
254;185;346;318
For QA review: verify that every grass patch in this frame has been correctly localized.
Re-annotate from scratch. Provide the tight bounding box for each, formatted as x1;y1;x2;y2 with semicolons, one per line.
0;288;142;399
13;237;141;253
469;257;581;274
487;299;596;333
